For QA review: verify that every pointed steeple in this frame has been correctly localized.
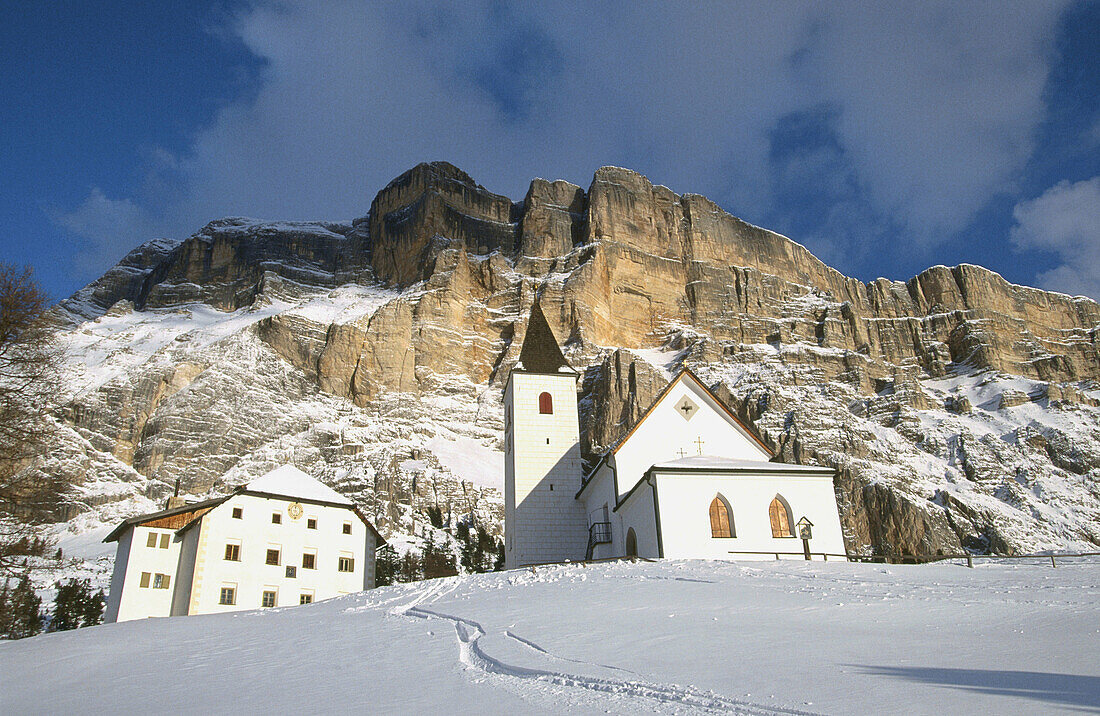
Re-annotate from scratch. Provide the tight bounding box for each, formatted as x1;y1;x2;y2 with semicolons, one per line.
518;301;571;373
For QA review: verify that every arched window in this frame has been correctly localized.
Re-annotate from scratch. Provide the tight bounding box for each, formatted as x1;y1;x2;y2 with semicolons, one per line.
769;495;793;538
539;392;553;414
709;495;734;538
625;528;638;558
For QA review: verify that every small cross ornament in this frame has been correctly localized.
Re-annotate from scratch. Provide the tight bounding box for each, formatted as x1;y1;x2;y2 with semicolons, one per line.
695;437;705;455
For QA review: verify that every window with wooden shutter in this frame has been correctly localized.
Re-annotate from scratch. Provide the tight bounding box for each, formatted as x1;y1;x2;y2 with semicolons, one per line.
159;533;170;549
139;572;151;588
146;532;158;548
539;392;553;414
770;496;792;537
709;496;733;538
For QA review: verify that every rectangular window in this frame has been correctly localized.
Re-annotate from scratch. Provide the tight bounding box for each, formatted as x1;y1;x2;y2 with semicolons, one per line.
224;543;240;561
338;556;354;573
299;593;313;605
302;552;316;570
232;507;243;519
219;587;236;605
159;533;170;549
146;532;158;548
262;590;277;608
307;518;317;530
153;573;170;589
139;572;151;588
266;548;281;566
285;565;297;578
342;522;352;535
272;513;282;525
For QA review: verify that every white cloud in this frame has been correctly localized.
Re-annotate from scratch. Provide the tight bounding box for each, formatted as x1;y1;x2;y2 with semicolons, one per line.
58;1;1070;284
1011;177;1100;299
54;188;163;276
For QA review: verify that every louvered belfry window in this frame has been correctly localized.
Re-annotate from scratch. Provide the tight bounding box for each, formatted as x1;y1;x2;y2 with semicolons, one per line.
770;496;792;537
709;496;732;538
539;392;553;414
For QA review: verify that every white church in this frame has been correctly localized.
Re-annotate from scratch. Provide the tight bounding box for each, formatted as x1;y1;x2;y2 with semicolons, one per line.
504;304;846;568
104;465;383;622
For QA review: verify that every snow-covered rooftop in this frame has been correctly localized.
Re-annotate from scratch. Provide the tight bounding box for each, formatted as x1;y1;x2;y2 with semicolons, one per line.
652;455;833;473
243;464;352;505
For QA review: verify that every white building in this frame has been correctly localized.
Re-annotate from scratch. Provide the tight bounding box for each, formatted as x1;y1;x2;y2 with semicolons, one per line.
104;465;383;623
505;304;846;568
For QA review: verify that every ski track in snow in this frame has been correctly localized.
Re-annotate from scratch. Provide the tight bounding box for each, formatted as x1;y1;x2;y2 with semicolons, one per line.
391;577;821;715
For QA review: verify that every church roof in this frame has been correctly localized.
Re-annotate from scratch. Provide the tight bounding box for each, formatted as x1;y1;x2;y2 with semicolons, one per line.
651;455;833;473
244;464;353;505
610;369;773;456
516;302;572;374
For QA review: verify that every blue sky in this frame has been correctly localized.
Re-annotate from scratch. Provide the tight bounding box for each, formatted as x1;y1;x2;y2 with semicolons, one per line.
2;1;1099;301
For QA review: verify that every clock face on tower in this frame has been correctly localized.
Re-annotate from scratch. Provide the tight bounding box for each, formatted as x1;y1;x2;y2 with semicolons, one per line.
287;502;304;520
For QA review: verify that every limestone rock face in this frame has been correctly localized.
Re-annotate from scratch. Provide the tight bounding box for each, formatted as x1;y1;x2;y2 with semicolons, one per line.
519;178;585;259
42;163;1100;558
366;162;519;286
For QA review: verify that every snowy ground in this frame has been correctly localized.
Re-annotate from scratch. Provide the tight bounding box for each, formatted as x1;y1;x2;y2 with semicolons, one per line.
2;559;1097;714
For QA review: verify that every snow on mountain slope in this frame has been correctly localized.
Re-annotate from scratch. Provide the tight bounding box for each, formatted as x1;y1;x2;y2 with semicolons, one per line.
1;560;1097;714
46;274;504;539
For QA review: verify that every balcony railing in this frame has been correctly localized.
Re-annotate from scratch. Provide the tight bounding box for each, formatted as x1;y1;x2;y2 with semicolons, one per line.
589;522;612;544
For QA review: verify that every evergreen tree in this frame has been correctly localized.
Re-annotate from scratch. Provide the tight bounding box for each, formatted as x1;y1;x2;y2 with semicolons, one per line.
50;578;104;632
0;580;11;637
421;532;457;579
426;505;445;529
82;587;105;628
374;543;399;587
398;551;422;583
2;572;42;639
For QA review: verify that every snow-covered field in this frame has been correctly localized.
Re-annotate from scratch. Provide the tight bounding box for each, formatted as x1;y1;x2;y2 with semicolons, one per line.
2;559;1097;714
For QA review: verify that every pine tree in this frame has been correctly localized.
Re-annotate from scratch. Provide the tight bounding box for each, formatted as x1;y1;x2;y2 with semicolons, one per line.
82;588;105;628
3;572;42;639
398;551;422;583
374;543;399;587
50;578;102;631
0;579;11;637
421;532;457;579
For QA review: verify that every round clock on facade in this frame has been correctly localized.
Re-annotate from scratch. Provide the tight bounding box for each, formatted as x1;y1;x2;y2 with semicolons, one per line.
287;502;304;520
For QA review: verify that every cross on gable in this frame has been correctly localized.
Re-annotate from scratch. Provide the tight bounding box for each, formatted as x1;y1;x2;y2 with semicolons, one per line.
677;448;687;458
695;437;704;454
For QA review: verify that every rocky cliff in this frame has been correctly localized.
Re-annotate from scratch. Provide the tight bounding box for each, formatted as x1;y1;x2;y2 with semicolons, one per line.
42;162;1100;558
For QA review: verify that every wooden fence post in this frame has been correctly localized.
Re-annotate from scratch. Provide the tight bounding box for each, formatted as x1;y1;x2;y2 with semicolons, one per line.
966;554;973;568
1050;554;1057;568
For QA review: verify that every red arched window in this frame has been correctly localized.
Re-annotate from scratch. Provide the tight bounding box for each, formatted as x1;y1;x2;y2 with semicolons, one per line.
539;392;553;414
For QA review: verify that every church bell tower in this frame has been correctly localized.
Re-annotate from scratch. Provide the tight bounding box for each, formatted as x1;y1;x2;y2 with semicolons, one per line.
503;302;588;568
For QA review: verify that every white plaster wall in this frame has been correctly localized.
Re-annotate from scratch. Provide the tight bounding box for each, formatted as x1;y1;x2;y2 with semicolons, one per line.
616;484;660;559
653;472;846;560
612;378;771;502
187;494;371;615
171;527;200;616
580;464;619;560
504;372;588;567
103;530;132;623
111;525;184;623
